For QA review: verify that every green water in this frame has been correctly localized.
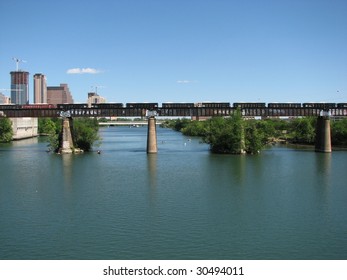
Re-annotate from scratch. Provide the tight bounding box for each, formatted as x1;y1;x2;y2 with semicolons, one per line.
0;126;346;259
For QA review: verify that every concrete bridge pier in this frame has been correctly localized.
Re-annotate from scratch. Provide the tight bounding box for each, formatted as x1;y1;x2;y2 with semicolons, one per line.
147;116;157;154
59;117;75;154
315;115;332;153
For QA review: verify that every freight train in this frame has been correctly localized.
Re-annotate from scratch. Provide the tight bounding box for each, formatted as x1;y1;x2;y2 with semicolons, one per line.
0;102;346;110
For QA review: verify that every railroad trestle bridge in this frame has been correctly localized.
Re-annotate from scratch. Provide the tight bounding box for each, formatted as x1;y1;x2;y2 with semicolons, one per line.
1;106;347;118
1;103;346;154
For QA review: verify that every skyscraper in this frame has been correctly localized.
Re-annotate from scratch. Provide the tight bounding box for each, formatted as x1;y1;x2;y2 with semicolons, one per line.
33;73;47;104
47;84;73;105
10;71;29;104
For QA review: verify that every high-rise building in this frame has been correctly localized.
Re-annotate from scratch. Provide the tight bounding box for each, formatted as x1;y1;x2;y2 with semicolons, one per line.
10;71;29;104
33;73;47;104
87;92;106;107
47;83;73;105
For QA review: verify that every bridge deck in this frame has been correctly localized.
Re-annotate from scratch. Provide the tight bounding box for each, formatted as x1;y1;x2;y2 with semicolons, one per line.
1;107;347;118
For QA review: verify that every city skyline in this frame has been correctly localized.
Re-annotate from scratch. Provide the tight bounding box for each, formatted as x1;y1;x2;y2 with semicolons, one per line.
0;0;346;104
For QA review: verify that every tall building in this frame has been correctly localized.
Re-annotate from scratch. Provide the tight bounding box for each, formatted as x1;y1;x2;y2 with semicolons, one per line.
33;73;47;104
87;92;106;107
10;71;29;104
47;83;73;105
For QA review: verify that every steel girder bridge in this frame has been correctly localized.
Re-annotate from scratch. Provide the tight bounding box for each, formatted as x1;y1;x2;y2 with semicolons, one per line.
1;106;347;118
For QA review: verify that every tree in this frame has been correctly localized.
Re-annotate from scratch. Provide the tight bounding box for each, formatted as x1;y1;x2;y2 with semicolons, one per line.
38;118;58;135
245;120;265;154
331;119;347;146
38;118;61;152
203;109;247;154
181;120;207;136
72;118;100;152
289;117;316;144
0;118;13;142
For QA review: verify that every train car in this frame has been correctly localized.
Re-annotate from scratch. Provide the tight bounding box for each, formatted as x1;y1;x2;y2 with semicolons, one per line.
162;102;195;108
302;103;336;109
233;102;266;108
126;102;158;110
21;104;56;109
0;104;21;110
200;102;230;108
91;103;123;109
57;103;88;110
268;102;301;108
337;103;347;108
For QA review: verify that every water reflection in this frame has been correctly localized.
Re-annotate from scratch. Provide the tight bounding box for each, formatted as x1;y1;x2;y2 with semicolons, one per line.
231;155;247;186
146;154;158;212
11;137;39;147
315;152;332;190
315;153;332;174
61;154;74;188
147;154;157;189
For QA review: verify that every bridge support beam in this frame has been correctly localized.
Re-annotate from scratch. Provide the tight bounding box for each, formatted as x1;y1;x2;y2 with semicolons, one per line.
147;116;157;154
59;117;75;154
315;116;332;153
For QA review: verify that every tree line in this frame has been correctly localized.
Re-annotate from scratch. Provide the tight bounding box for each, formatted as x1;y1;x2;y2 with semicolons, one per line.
1;115;347;154
161;111;347;154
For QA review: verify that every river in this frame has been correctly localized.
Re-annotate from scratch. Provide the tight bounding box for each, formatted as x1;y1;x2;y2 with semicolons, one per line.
0;126;346;259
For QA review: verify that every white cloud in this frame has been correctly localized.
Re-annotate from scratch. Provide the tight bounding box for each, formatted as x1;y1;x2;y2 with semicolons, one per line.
176;80;197;84
67;68;101;74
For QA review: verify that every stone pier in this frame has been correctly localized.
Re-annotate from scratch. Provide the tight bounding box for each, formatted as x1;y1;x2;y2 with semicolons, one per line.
60;118;75;154
315;116;332;153
147;116;157;154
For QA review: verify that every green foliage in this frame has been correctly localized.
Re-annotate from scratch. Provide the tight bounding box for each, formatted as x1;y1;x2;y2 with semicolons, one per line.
181;120;207;136
245;120;266;154
39;117;100;152
203;109;264;154
331;119;347;146
38;118;61;151
203;117;236;153
255;119;288;139
0;118;13;142
164;115;347;153
38;118;59;135
288;117;316;144
161;118;191;131
72;118;100;152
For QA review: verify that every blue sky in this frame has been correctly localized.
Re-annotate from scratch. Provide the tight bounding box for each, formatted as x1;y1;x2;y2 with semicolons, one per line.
0;0;346;104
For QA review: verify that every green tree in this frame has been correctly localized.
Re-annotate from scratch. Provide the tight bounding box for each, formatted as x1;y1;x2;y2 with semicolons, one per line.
0;118;13;142
289;117;316;144
38;118;60;152
38;118;58;135
203;109;247;154
255;119;288;140
181;120;207;137
72;118;100;152
245;120;265;154
331;119;347;146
